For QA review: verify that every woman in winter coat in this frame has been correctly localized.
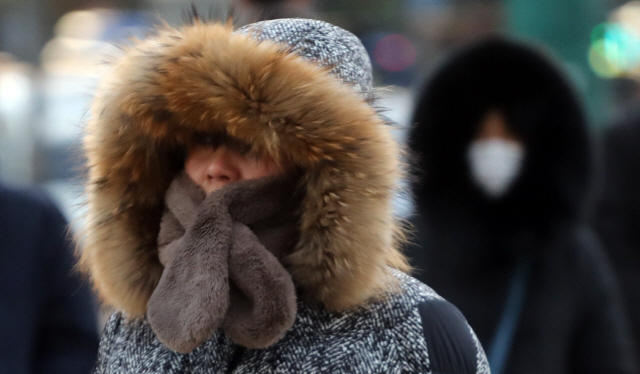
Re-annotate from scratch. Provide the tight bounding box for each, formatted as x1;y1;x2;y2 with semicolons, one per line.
78;16;490;373
405;37;638;374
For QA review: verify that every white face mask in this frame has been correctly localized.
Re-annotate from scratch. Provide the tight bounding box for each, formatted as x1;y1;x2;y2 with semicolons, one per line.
467;138;525;198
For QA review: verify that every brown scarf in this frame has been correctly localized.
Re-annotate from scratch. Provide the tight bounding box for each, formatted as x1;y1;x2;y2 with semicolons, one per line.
147;171;300;353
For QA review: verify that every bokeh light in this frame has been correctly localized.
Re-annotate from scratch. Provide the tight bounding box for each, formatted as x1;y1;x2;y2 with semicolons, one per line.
373;34;417;72
589;2;640;78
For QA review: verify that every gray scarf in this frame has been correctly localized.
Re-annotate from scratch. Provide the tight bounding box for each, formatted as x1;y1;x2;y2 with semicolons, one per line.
147;172;300;353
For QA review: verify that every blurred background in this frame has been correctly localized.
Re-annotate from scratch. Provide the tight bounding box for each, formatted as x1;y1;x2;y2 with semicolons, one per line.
2;1;640;371
0;0;635;222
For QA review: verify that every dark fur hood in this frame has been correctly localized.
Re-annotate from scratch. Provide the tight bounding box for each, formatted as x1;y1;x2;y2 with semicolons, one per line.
408;37;594;255
79;19;408;317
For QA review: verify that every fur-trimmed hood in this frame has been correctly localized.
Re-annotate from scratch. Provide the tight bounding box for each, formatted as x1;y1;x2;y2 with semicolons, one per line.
79;18;408;317
409;37;594;256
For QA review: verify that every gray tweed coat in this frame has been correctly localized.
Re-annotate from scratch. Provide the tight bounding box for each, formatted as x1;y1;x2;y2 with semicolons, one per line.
93;271;490;374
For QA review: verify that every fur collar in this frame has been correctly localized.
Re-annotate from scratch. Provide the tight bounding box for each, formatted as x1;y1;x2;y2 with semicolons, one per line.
79;20;408;317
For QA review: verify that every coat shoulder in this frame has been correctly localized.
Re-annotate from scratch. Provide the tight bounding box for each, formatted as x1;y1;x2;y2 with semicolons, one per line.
94;273;490;374
390;271;491;374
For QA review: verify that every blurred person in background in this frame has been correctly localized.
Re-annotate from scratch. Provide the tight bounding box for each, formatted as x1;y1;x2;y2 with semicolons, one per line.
592;107;640;362
405;37;637;374
0;183;99;374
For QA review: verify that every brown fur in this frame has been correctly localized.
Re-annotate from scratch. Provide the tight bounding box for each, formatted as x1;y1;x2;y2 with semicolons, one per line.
79;20;409;317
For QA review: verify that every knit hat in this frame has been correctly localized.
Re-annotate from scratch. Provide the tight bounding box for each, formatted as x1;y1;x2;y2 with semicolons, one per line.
236;19;374;101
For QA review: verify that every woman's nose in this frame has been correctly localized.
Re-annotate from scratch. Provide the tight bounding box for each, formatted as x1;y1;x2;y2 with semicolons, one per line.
206;146;240;185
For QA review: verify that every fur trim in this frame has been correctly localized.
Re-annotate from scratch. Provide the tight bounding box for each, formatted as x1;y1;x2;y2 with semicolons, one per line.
79;20;408;317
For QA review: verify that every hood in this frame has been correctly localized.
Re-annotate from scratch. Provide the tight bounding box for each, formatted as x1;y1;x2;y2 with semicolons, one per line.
408;37;593;252
79;18;408;317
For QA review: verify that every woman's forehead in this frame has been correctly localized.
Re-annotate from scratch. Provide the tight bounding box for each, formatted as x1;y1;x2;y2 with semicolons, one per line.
187;131;252;154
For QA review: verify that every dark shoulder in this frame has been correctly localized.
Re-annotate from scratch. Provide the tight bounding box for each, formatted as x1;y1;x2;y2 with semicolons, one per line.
0;184;70;258
0;183;66;226
417;298;484;374
392;271;490;374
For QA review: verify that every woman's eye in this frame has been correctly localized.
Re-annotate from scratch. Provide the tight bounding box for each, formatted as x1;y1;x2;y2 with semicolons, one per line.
195;134;218;147
239;144;253;156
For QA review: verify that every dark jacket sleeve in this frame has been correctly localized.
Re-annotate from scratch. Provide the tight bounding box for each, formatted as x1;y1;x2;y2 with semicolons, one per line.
31;192;100;374
571;228;638;374
418;298;489;374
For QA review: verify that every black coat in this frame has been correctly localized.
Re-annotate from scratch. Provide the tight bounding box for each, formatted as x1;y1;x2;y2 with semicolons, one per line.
0;184;99;374
405;37;638;374
592;111;640;361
